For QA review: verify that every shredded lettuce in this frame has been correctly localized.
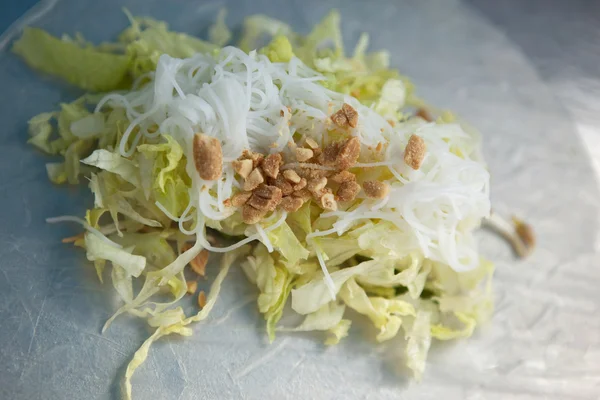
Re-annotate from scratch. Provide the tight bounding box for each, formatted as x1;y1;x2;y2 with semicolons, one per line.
13;27;131;91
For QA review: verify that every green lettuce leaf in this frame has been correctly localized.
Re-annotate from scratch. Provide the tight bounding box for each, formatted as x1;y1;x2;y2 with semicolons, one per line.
13;27;131;91
84;232;146;277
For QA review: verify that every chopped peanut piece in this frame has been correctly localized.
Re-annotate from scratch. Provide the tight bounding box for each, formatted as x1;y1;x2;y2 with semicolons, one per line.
261;153;282;179
514;217;536;257
282;169;301;183
62;232;84;243
375;142;383;152
292;188;312;201
404;134;426;170
295;148;314;162
247;184;282;211
336;180;361;202
279;196;304;212
307;177;327;194
330;109;348;129
342;103;358;128
296;167;330;180
320;137;360;170
186;281;198;295
241;150;264;168
193;133;223;180
415;108;433;122
242;204;268;224
305;137;319;149
330;170;355;184
270;175;294;195
190;249;209;276
337;137;360;170
231;191;252;207
320;193;337;211
363;181;390;199
232;159;253;179
243;168;264;191
197;291;207;308
293;178;307;191
331;103;359;129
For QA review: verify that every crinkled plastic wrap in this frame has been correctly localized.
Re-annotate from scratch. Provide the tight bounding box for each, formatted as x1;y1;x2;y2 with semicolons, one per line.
0;0;598;399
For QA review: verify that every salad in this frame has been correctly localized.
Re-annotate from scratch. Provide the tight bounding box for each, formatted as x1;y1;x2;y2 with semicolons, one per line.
13;9;533;400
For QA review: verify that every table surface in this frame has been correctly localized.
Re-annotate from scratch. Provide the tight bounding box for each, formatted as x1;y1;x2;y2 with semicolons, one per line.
1;1;599;399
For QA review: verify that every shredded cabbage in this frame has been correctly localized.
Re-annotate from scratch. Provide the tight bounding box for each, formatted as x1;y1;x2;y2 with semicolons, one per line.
17;9;496;399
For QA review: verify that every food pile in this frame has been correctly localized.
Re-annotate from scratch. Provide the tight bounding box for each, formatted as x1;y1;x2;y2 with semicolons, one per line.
13;10;506;399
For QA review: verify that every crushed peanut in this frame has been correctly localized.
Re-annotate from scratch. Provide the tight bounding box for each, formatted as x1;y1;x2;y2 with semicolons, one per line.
305;137;319;149
514;217;536;257
320;193;337;211
193;133;223;180
247;184;282;211
404;134;426;170
197;291;207;308
293;178;307;191
292;188;312;201
242;204;268;224
342;103;359;128
270;175;294;195
330;170;356;184
261;153;282;179
283;169;301;183
243;168;264;191
241;150;264;168
232;159;253;179
279;196;304;212
295;148;314;162
415;108;433;122
363;181;390;199
231;191;252;207
190;249;209;276
186;281;198;295
331;103;359;129
322;137;360;170
336;180;361;202
307;177;327;195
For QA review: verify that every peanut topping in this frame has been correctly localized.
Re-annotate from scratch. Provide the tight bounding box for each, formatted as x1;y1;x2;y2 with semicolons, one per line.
242;204;268;224
270;175;294;195
307;177;327;195
197;291;207;308
292;188;312;201
293;178;307;191
193;133;223;180
336;180;361;202
415;108;433;122
363;181;390;199
404;134;426;170
261;153;282;179
330;170;356;184
241;150;264;168
331;103;359;129
322;137;360;170
243;168;264;191
279;196;304;212
305;137;319;149
320;193;337;211
295;148;314;162
186;281;198;295
248;184;282;211
342;103;358;128
190;249;209;276
231;191;252;207
282;169;301;183
232;159;253;179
